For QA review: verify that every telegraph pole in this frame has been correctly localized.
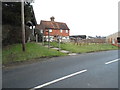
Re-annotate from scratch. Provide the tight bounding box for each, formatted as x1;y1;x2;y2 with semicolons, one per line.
21;0;26;51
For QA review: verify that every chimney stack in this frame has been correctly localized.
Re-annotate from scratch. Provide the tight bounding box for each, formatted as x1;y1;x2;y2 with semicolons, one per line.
50;16;55;21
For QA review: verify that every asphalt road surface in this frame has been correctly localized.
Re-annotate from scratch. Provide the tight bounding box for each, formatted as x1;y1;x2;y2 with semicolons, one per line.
2;50;119;89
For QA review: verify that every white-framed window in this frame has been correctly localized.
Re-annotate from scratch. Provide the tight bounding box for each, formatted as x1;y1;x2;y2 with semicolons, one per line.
66;30;68;33
49;29;52;32
66;36;69;39
62;37;66;39
60;29;63;33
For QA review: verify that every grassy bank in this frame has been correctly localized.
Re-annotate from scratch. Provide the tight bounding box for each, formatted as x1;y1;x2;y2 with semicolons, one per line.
2;43;66;65
50;42;118;53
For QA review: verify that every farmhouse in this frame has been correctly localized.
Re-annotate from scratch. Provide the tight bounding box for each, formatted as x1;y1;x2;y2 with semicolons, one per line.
35;16;70;42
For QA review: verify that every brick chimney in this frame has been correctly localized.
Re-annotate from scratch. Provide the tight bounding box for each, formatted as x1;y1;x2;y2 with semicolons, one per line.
50;16;55;21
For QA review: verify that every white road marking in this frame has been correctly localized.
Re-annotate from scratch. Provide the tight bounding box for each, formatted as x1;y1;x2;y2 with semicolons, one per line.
30;69;87;90
105;59;120;65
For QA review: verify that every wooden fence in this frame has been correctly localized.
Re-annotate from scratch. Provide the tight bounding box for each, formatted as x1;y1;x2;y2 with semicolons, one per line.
70;38;106;45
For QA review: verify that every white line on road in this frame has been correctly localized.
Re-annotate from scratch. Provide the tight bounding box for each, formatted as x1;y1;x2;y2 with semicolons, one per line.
105;59;120;65
30;69;87;90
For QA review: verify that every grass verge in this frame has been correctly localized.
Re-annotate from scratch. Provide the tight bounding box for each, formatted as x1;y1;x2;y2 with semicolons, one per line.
2;43;66;65
50;42;118;53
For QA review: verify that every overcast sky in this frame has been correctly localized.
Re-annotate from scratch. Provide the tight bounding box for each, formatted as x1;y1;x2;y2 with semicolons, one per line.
32;0;119;37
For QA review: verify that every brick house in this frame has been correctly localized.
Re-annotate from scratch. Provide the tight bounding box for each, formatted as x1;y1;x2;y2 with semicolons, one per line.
35;16;70;42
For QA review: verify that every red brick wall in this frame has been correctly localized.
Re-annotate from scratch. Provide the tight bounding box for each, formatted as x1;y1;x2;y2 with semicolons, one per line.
44;29;69;36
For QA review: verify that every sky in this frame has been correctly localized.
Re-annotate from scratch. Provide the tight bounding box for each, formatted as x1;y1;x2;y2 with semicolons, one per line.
32;0;119;37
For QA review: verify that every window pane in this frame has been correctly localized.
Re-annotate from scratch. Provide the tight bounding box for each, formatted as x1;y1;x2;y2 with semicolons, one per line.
60;29;62;33
66;30;68;33
49;29;52;32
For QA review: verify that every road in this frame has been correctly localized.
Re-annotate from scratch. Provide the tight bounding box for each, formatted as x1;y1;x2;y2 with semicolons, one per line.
2;50;119;89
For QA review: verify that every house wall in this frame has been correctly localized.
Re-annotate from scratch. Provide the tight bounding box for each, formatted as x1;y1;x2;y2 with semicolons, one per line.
43;29;70;42
44;29;69;37
106;31;120;47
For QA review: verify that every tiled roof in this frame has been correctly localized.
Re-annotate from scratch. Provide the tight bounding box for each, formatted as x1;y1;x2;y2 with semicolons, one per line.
37;20;70;30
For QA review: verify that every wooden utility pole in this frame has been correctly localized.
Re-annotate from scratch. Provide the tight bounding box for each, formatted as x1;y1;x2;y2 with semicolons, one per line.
21;0;26;51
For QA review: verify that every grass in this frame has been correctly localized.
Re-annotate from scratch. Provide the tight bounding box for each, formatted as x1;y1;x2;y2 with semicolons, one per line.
3;42;118;65
49;42;118;53
2;43;66;65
